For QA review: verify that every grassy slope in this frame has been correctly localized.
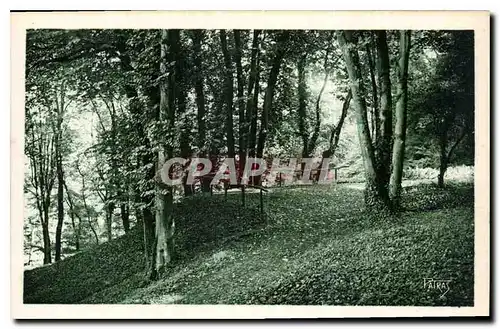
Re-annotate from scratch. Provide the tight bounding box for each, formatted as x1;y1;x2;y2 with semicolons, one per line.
24;183;474;306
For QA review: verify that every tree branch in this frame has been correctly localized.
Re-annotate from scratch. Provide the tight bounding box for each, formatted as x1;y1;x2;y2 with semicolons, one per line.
446;128;468;164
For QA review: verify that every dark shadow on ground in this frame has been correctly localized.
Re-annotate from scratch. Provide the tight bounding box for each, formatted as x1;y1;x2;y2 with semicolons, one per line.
173;194;267;262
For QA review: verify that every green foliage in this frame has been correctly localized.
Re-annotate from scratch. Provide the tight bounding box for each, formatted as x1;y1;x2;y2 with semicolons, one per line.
23;28;475;288
400;182;474;211
404;165;474;184
406;31;474;168
24;227;145;303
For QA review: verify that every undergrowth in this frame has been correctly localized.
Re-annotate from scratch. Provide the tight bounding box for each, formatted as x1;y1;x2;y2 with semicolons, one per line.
24;182;474;306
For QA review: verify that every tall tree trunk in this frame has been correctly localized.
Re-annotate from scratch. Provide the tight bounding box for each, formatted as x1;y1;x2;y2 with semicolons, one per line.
191;31;211;193
54;86;65;262
247;45;261;159
54;152;64;261
42;205;51;264
153;155;174;278
76;163;99;245
256;31;289;160
176;38;193;196
63;181;80;251
108;100;122;235
234;30;247;183
192;30;207;154
244;30;262;185
142;206;155;276
133;180;144;225
67;200;79;251
297;52;309;161
150;29;178;280
220;30;236;159
389;31;411;208
179;89;193;197
309;45;331;160
117;39;156;271
208;82;226;157
120;203;130;233
28;130;55;264
374;30;393;192
27;106;57;264
106;202;114;241
245;30;261;159
89;218;99;245
366;38;379;143
42;225;51;264
139;152;155;272
337;31;388;210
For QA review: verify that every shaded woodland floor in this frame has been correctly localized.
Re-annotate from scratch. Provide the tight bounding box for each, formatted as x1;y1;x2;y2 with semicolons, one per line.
24;181;474;306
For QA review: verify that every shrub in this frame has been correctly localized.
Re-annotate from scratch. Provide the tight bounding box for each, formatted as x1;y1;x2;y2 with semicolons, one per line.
403;165;473;183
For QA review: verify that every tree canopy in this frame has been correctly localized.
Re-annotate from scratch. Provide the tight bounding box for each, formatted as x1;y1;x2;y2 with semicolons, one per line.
23;29;474;277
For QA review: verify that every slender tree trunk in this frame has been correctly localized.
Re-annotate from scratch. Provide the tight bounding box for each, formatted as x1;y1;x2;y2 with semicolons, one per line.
42;223;51;264
388;31;411;208
42;202;52;264
77;165;100;245
337;31;389;210
42;205;51;264
142;207;154;274
191;31;211;193
133;182;144;225
309;47;331;158
256;31;290;160
438;128;468;188
437;125;449;188
87;219;98;245
374;30;393;192
108;100;123;236
309;90;324;155
245;30;262;162
192;30;207;153
106;202;114;241
117;42;157;269
63;181;80;251
27;107;57;264
320;90;352;175
142;152;156;265
54;91;65;262
29;147;55;263
174;38;192;197
248;49;261;159
438;152;447;188
234;30;247;183
366;39;379;143
120;203;130;233
208;83;226;159
220;30;236;159
68;203;79;251
54;154;64;261
26;231;34;265
150;29;178;280
179;113;193;197
297;52;309;163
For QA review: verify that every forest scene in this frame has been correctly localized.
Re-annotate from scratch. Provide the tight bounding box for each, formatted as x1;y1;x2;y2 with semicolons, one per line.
23;29;474;306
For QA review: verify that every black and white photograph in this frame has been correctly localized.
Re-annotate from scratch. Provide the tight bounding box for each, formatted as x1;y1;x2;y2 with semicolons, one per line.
10;11;490;319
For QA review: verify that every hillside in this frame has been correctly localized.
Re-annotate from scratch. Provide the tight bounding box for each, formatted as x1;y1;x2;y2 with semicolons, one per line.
24;183;475;306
